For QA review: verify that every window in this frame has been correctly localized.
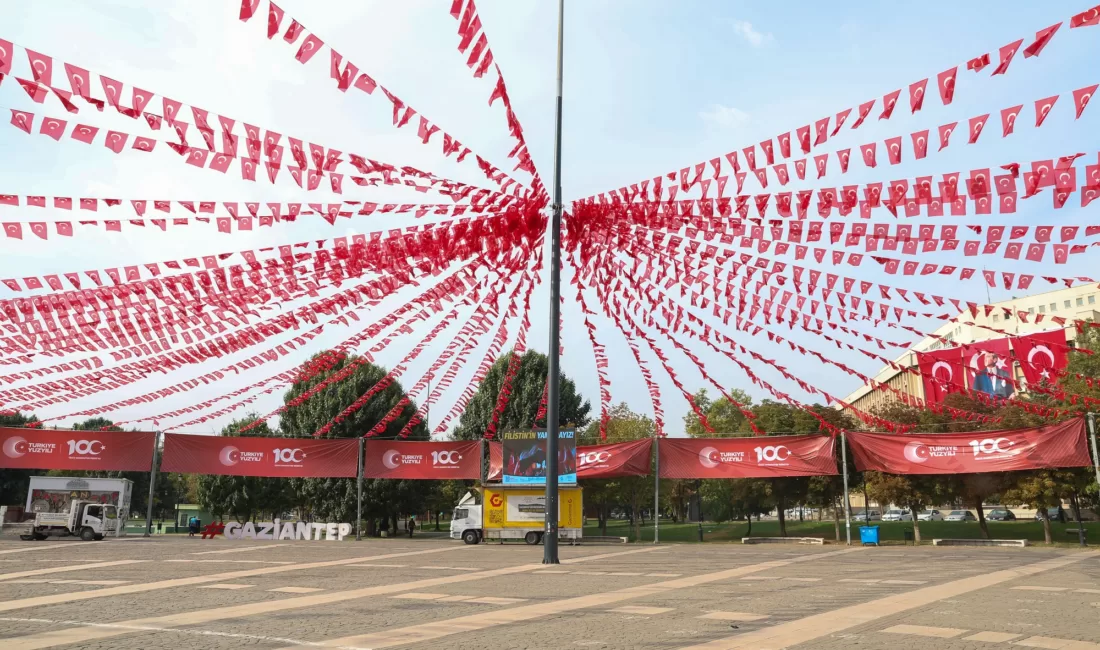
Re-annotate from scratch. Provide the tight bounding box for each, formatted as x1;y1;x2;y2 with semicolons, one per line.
1050;303;1057;311
993;315;1000;323
1090;295;1096;305
1077;297;1084;307
454;508;469;520
1039;305;1046;313
1065;300;1072;308
1028;307;1035;314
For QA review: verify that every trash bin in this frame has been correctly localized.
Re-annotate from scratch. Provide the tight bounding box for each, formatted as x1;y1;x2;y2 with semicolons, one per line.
903;528;914;544
859;525;880;546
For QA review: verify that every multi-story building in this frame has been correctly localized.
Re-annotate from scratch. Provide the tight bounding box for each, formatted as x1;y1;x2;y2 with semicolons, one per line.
840;284;1100;418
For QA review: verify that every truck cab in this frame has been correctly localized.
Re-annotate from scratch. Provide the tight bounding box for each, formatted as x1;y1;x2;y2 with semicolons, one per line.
450;491;483;545
21;500;123;541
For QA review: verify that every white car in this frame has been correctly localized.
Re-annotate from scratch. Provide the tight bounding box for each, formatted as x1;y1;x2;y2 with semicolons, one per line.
944;510;977;522
917;509;944;521
881;509;912;522
856;510;881;522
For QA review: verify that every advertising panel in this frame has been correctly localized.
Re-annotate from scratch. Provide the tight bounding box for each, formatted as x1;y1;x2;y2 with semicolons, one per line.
161;433;358;477
501;428;576;484
0;428;155;472
658;435;837;479
364;440;480;479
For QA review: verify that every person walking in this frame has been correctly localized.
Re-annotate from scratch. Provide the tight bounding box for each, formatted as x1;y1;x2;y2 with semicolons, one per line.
408;514;415;538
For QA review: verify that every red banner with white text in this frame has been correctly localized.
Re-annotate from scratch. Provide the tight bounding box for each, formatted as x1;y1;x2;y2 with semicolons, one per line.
658;435;837;479
846;417;1090;475
487;439;655;480
0;427;155;471
160;433;358;477
364;440;481;479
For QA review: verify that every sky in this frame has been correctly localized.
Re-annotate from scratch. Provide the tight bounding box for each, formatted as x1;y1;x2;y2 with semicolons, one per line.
1;1;1099;436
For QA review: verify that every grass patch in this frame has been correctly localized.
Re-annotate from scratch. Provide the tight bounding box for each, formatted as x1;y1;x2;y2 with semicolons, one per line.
584;518;1100;545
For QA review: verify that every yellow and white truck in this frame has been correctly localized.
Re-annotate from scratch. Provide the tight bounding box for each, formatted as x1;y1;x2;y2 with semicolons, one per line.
450;485;582;545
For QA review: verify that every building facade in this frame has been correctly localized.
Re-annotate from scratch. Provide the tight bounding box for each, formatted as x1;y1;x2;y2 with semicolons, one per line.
840;284;1099;419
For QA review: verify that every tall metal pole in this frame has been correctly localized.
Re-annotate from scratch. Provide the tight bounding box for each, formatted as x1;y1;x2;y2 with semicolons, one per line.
1089;413;1100;498
653;435;660;544
356;437;365;541
143;431;161;537
543;0;565;565
840;432;852;546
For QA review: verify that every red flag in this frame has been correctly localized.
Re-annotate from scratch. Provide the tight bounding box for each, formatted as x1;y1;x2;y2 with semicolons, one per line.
911;130;929;159
879;89;900;119
25;49;53;86
1034;95;1058;127
1024;22;1061;57
38;116;66;140
1000;104;1023;136
0;39;12;75
9;109;33;134
909;78;928;112
937;66;957;104
852;100;874;129
296;34;324;63
795;126;810;154
1072;84;1097;119
1012;329;1069;384
885;136;902;165
967;53;991;72
1070;5;1100;28
860;142;876;168
967;114;989;144
3;223;22;240
992;39;1024;75
917;348;966;404
832;108;851;135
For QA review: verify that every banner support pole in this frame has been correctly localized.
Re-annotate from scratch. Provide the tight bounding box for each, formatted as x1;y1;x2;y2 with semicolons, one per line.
1089;413;1100;502
840;431;852;546
143;431;161;538
480;438;487;484
653;435;660;544
356;437;365;542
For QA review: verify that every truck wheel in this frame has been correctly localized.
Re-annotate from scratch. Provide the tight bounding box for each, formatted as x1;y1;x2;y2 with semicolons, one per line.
462;530;480;545
19;535;33;541
524;531;540;545
93;534;104;541
80;527;95;541
33;533;48;541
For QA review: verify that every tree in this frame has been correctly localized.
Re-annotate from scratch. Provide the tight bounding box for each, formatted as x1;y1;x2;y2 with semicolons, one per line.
864;472;942;543
580;403;654;541
279;354;431;535
451;350;591;440
196;416;291;523
1003;470;1077;544
0;411;39;507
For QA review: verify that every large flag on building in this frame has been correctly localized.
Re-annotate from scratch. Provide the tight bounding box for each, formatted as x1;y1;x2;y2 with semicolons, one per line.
916;347;966;404
963;337;1015;399
1011;329;1070;385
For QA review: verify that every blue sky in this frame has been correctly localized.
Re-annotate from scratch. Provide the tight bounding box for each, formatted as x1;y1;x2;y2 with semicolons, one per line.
1;1;1098;435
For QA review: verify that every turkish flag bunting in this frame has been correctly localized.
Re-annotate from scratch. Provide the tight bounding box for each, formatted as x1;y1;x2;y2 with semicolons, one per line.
916;348;966;404
658;435;836;479
937;66;957;104
846;418;1090;475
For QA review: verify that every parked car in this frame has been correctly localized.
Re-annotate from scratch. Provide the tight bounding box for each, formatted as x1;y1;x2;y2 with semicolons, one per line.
857;510;881;522
945;510;976;522
1035;507;1067;523
881;509;912;522
986;509;1016;521
917;510;944;521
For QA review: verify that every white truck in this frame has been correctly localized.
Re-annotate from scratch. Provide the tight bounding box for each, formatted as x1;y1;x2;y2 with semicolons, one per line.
20;500;124;541
450;485;583;545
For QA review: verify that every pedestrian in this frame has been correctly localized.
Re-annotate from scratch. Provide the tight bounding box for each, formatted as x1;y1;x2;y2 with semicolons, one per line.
187;516;198;537
408;514;415;538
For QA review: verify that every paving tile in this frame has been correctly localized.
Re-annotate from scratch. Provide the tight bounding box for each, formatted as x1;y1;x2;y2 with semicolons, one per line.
881;579;928;585
1012;586;1069;592
698;611;770;622
964;631;1022;642
572;571;607;575
741;576;780;581
839;578;881;583
784;577;822;582
1075;588;1100;594
534;570;570;574
607;572;644;576
268;587;324;594
610;605;674;615
198;583;253;590
467;596;527;605
883;624;967;638
438;595;476;602
1014;636;1100;649
390;592;447;600
348;563;409;568
645;572;681;577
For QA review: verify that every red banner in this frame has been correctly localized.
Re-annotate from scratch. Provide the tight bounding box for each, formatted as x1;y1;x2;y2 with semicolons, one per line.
917;348;967;405
364;440;480;479
1011;329;1070;385
160;433;358;477
846;418;1091;475
658;435;837;479
578;439;654;478
487;439;655;480
0;427;155;471
963;337;1015;399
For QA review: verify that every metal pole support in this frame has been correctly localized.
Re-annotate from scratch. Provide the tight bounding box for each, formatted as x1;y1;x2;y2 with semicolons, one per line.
356;437;365;541
840;432;852;546
653;435;660;545
143;431;161;537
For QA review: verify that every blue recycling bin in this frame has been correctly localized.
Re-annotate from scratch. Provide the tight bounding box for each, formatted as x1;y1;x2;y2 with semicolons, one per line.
860;525;880;546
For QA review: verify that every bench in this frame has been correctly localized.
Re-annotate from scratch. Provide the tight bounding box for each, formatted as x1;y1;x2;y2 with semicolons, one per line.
742;537;824;545
580;536;628;544
1065;528;1087;539
932;538;1028;547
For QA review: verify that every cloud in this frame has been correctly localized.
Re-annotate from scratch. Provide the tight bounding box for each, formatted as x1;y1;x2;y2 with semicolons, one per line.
699;104;749;130
732;20;772;47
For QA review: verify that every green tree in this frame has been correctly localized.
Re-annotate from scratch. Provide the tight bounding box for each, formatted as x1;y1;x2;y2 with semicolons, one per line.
0;411;39;506
864;472;942;543
451;350;591;440
581;403;655;541
279;354;431;535
1002;470;1078;544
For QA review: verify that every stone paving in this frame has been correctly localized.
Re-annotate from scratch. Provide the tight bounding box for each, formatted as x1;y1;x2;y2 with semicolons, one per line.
0;535;1095;649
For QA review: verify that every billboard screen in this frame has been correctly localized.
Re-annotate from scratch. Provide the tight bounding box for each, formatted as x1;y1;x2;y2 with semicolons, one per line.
501;428;576;485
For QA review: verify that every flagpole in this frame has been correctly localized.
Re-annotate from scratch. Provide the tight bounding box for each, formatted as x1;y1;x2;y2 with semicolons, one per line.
840;431;852;545
1089;413;1100;499
543;0;565;565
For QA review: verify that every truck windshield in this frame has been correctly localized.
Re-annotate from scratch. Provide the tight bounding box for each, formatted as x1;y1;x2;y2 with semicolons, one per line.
454;508;468;520
104;507;117;520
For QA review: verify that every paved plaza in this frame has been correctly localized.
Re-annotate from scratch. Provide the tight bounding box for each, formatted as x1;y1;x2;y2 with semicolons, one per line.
0;536;1096;649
